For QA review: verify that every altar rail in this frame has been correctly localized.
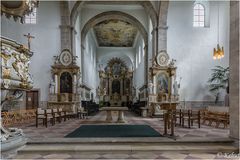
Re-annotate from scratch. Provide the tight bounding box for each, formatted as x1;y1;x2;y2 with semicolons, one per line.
1;109;36;126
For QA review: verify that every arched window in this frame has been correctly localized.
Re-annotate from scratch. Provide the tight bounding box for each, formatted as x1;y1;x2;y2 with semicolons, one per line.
193;3;205;27
25;8;37;24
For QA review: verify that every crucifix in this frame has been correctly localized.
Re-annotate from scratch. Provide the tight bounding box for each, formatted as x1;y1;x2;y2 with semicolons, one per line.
24;33;35;50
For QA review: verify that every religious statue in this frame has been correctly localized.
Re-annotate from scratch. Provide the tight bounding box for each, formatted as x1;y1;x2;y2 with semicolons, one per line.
23;33;35;50
173;76;181;96
148;81;154;94
49;79;55;94
103;88;107;95
169;59;176;67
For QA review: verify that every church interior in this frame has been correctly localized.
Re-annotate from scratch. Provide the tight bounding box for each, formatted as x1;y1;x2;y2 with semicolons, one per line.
1;0;239;159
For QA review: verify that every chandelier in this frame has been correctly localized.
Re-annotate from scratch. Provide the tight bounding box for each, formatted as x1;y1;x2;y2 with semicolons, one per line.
1;0;39;23
213;2;224;60
213;44;224;60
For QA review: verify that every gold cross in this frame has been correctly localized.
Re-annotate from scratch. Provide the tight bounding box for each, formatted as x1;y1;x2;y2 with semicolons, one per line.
24;33;35;50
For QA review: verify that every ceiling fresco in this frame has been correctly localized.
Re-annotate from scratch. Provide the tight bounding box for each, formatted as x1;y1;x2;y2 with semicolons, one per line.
93;19;138;47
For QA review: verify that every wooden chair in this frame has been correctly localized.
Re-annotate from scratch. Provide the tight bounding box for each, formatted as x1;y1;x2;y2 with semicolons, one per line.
175;109;182;126
77;107;88;119
52;108;61;124
45;109;54;127
182;109;200;128
65;106;77;119
215;112;229;128
58;108;66;121
190;110;201;128
36;108;46;128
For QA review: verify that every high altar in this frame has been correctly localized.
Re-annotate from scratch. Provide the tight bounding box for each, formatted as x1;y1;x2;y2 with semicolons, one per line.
47;49;81;112
148;50;180;116
98;58;133;106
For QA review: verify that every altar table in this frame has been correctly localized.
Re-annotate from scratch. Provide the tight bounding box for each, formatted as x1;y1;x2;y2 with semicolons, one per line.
100;107;128;123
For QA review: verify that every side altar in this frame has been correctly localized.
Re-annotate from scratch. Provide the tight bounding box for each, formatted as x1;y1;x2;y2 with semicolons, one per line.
148;51;180;116
47;49;80;112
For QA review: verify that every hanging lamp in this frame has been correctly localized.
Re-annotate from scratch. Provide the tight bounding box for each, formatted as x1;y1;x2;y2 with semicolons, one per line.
213;2;224;60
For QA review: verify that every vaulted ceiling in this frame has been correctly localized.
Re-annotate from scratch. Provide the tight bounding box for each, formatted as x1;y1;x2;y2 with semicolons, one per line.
93;19;138;47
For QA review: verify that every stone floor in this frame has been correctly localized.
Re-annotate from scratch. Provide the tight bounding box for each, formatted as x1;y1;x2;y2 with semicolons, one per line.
11;151;240;159
4;111;235;160
11;111;229;139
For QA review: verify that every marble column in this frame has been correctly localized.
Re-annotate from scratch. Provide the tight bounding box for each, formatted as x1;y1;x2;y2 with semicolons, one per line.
229;1;239;142
157;26;168;52
73;74;77;94
157;1;169;52
144;45;148;88
81;45;85;85
151;27;158;61
54;74;58;94
60;1;72;51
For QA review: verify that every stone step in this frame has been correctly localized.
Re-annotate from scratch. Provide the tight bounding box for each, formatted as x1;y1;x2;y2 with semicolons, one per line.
26;137;235;144
18;138;238;154
19;143;237;153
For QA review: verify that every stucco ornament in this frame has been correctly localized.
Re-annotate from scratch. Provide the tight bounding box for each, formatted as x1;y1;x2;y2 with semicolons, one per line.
60;50;72;66
156;50;169;66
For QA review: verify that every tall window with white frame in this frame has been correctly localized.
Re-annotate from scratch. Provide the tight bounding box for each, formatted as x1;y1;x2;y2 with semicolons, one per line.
193;3;205;27
25;8;37;24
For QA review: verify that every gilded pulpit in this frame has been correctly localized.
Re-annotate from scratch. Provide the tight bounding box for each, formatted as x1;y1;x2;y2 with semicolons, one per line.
149;51;180;116
47;49;80;112
1;36;33;151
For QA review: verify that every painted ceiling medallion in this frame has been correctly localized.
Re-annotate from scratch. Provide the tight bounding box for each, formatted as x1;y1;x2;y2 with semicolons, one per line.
156;51;169;66
93;19;138;47
60;50;72;66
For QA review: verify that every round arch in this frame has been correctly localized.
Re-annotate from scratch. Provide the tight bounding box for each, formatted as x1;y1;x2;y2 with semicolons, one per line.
81;11;148;45
70;1;157;28
80;11;149;87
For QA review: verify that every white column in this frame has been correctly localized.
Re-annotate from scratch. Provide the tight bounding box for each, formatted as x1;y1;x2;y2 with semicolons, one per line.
73;74;77;94
54;74;58;94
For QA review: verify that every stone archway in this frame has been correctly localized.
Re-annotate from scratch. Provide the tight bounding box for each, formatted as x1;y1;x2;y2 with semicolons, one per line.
81;11;148;45
70;1;157;28
80;11;149;86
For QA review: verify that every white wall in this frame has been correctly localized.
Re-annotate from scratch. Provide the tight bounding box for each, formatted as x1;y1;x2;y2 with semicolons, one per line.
1;1;61;102
167;1;230;101
82;31;98;97
134;35;145;89
74;15;82;79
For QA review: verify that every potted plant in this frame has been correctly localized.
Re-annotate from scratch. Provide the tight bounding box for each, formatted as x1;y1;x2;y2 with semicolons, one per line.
208;66;229;104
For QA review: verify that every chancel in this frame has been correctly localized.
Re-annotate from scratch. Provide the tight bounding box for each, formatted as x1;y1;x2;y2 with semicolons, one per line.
1;0;239;159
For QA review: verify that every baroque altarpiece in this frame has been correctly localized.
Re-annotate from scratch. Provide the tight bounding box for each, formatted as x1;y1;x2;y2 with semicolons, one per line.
47;49;80;112
98;58;133;106
148;51;180;116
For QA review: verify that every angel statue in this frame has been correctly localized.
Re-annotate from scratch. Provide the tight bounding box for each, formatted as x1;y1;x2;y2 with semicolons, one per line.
148;81;154;94
173;76;182;96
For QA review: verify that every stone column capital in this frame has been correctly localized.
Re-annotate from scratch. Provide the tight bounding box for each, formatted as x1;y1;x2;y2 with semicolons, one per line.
158;25;168;30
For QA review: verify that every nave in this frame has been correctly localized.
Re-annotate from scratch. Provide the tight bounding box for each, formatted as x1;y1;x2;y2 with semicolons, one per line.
3;111;233;159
